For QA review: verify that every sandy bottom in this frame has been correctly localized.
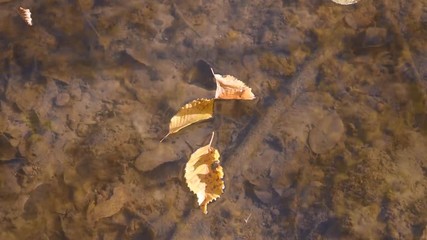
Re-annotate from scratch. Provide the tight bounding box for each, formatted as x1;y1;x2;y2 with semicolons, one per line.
0;0;427;239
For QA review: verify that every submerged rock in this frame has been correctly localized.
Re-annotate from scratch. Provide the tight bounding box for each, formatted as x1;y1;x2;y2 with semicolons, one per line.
308;112;344;154
134;141;180;172
254;188;274;204
0;135;16;161
344;13;373;29
0;166;21;197
363;27;387;47
87;185;128;222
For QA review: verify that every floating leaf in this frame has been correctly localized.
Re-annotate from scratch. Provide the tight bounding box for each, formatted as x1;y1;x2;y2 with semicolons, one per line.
212;69;255;100
18;7;32;26
185;132;224;214
331;0;359;5
161;98;214;142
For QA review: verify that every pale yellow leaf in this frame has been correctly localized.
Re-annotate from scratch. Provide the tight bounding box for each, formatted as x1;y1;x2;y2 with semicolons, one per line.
161;98;214;141
18;7;32;26
212;69;255;100
331;0;359;5
185;132;224;214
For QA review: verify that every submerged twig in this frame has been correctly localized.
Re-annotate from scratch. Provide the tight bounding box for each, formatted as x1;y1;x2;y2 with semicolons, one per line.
82;12;100;38
171;1;201;37
77;2;100;38
244;213;252;223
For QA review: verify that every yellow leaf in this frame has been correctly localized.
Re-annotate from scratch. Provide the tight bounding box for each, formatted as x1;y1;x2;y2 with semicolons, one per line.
161;98;214;142
185;132;224;214
212;69;255;100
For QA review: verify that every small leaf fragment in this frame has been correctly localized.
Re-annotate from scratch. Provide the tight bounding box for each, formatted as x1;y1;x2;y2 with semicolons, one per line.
212;69;255;100
331;0;359;5
161;98;214;141
18;7;32;26
185;132;224;214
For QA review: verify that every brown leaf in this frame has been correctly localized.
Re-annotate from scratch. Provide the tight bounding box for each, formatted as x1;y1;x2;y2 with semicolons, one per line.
18;7;32;26
161;98;214;142
185;132;224;214
212;69;255;100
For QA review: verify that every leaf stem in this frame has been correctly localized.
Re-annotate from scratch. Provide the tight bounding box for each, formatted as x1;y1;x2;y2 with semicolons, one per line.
160;133;170;142
208;132;215;147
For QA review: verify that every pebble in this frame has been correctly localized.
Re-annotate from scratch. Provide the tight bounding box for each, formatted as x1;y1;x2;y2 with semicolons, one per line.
363;27;387;47
375;102;385;112
344;14;358;29
76;123;89;137
55;92;71;106
346;13;373;29
70;83;82;100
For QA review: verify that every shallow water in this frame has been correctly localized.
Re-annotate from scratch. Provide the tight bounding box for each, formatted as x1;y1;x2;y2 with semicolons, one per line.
1;0;427;239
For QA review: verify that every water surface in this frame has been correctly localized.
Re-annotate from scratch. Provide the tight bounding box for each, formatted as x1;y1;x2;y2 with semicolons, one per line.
0;0;426;239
